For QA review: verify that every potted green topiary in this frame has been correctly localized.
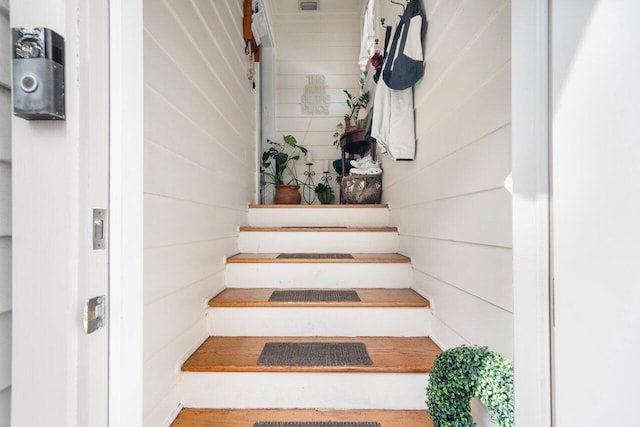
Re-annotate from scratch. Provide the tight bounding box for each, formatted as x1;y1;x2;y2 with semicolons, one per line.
426;345;514;427
261;135;308;204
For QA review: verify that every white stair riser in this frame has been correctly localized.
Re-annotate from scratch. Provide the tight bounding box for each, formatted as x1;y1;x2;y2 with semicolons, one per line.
238;231;399;253
208;307;432;337
225;263;412;288
248;208;390;227
181;372;429;410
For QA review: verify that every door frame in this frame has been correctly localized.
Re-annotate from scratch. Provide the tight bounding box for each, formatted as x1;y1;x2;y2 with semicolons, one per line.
11;0;144;425
108;0;144;425
511;0;553;425
11;0;553;425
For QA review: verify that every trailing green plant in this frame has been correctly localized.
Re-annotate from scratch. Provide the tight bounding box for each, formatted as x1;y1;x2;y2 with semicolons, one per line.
333;90;370;147
426;345;514;427
315;183;335;204
261;135;308;186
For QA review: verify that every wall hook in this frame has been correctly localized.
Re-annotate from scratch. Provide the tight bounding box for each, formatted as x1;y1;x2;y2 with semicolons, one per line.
390;0;405;14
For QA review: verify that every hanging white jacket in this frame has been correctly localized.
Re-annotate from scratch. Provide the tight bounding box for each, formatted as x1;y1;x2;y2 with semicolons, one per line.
371;77;416;160
359;0;376;71
371;0;427;160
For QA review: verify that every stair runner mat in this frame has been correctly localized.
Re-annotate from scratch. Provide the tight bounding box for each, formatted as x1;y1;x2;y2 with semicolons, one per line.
281;226;348;229
268;290;361;302
254;423;381;427
257;342;373;366
276;253;354;259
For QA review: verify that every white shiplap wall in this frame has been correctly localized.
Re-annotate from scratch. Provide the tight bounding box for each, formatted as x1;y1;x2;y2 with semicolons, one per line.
143;0;256;425
0;2;10;425
379;0;513;358
270;1;363;199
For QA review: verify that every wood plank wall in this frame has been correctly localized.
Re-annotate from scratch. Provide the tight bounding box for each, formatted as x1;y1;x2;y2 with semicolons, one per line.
0;1;11;425
143;0;256;425
270;1;362;201
377;0;513;359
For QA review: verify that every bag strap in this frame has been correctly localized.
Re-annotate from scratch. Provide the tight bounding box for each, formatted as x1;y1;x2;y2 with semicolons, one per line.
382;16;406;81
383;26;392;56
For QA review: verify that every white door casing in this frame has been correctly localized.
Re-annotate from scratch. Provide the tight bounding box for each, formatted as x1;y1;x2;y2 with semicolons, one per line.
511;0;552;426
11;0;110;425
107;0;144;424
77;0;110;426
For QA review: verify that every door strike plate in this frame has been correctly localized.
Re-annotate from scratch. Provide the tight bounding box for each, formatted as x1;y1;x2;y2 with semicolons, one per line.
93;208;107;250
83;295;106;334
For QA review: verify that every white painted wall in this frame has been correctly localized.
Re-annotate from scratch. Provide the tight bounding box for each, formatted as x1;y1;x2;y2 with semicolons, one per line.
551;1;640;424
142;0;257;425
269;0;363;201
379;0;514;359
0;2;10;425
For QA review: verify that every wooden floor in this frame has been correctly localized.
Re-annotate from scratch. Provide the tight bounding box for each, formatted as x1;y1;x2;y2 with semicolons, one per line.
239;226;398;232
182;336;440;373
171;409;434;427
248;204;389;209
226;253;411;264
209;288;430;308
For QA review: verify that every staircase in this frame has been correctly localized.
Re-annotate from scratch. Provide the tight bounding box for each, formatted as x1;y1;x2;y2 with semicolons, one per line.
171;204;440;426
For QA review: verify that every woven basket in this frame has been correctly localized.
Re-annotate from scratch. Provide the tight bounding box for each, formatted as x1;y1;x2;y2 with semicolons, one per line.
341;173;382;204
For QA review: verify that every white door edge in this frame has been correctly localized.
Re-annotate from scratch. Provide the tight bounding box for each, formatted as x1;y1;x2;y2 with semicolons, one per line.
108;0;144;426
511;0;553;425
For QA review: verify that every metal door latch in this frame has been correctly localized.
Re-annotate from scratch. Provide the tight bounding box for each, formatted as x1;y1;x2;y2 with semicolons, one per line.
83;295;106;334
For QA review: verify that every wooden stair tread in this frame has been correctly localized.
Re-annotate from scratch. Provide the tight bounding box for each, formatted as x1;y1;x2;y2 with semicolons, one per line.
171;409;433;427
182;336;441;373
209;288;430;308
249;204;389;209
239;226;398;232
226;253;411;264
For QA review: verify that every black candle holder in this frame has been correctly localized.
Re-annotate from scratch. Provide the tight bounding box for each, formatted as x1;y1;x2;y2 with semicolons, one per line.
303;163;317;204
321;171;333;187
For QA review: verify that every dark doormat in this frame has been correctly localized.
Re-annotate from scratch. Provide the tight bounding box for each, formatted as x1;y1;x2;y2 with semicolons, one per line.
276;253;355;259
254;423;381;427
257;342;373;366
269;290;361;303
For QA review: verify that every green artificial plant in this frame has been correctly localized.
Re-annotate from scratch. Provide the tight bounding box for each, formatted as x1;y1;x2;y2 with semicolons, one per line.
261;135;308;186
426;345;514;427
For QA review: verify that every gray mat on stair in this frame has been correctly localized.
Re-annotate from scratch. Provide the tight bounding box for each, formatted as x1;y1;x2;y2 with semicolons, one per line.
269;290;361;303
254;423;381;427
281;226;347;229
276;253;355;259
257;342;373;366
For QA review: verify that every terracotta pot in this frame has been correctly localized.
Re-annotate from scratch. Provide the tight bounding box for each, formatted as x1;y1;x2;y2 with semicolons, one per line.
274;185;302;204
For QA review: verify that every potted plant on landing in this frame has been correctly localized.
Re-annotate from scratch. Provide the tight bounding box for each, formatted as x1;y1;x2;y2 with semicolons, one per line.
332;89;370;148
261;135;308;204
314;183;335;205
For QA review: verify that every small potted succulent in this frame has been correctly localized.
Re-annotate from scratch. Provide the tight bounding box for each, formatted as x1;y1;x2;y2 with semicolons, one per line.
261;135;308;204
314;183;335;205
